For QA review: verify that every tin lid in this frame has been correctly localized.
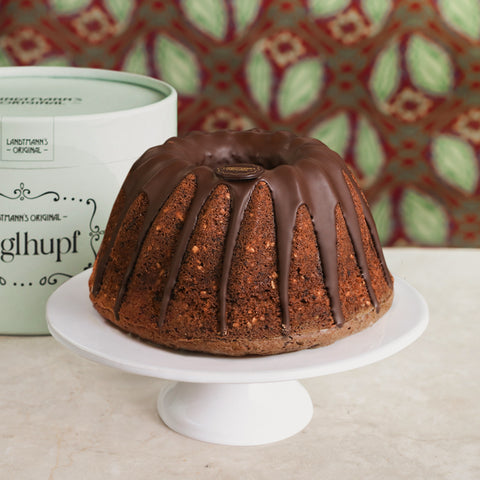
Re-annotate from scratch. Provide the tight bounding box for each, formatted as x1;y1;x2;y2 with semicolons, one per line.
0;67;177;168
0;67;174;117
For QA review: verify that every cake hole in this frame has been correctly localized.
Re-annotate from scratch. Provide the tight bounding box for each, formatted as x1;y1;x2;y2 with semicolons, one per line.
202;152;289;170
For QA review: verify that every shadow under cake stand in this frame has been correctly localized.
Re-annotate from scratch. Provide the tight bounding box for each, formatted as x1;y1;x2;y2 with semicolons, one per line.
46;270;428;446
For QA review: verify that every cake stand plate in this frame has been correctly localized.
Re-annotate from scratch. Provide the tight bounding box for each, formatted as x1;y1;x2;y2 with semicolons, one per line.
46;270;428;446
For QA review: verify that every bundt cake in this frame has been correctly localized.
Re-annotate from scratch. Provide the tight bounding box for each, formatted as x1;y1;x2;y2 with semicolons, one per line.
89;129;393;356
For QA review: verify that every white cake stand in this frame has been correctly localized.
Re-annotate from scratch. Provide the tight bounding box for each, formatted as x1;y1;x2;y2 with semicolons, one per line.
46;270;428;446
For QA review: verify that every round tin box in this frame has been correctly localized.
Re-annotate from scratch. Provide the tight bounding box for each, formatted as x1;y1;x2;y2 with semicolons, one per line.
0;67;177;334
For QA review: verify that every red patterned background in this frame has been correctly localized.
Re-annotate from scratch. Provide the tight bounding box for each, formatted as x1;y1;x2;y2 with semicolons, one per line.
1;0;480;247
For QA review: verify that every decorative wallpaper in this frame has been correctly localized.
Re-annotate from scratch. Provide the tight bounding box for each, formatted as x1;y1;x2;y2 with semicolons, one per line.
1;0;480;247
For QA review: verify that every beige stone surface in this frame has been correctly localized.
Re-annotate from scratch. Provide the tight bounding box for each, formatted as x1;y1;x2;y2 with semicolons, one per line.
1;248;479;479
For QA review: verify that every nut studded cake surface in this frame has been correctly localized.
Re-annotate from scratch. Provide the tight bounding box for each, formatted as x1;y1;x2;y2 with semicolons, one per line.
89;129;393;356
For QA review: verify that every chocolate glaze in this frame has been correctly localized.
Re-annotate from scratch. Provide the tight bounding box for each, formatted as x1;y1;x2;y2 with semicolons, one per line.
91;129;392;334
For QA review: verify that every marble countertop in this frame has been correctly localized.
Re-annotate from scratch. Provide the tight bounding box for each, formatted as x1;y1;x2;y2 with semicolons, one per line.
1;248;479;479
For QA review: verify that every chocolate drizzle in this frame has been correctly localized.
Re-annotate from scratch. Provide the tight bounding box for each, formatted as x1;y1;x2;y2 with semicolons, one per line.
91;129;392;335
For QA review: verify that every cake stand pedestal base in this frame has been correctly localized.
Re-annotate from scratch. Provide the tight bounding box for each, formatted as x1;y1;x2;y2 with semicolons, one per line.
157;380;313;446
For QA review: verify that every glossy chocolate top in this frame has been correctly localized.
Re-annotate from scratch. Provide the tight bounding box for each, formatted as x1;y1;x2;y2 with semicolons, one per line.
92;129;391;334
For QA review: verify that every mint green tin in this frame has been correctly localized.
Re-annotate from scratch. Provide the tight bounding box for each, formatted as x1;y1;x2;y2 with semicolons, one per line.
0;67;177;334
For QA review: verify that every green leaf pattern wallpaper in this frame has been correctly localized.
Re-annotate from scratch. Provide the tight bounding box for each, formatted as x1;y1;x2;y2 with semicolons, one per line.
1;0;479;246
